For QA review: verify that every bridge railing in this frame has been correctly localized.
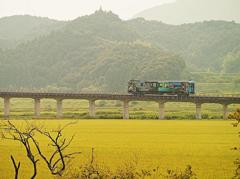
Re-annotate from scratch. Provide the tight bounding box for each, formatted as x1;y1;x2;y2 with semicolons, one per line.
0;90;240;98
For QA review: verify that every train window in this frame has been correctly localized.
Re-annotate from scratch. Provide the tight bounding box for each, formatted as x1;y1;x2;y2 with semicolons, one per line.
141;82;144;87
153;83;157;87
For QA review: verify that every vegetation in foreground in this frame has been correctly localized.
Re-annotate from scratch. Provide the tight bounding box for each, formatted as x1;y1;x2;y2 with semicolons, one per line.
230;108;240;179
0;120;238;178
0;121;197;179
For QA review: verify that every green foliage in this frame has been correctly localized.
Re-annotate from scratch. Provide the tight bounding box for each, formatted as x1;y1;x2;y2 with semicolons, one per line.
98;101;107;107
222;49;240;73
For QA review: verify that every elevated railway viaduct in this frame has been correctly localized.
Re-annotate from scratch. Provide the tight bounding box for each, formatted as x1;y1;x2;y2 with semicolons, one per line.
0;92;240;119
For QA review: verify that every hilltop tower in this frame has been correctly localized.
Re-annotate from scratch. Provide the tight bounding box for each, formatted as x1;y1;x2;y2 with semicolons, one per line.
99;5;103;12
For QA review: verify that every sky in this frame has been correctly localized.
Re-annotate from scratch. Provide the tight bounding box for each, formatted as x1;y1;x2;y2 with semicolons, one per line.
0;0;175;20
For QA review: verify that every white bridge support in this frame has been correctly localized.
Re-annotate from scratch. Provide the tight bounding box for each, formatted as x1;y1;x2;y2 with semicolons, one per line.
195;103;202;119
123;100;129;119
223;104;228;120
89;100;96;117
158;101;165;119
56;99;63;118
34;98;41;117
4;97;10;118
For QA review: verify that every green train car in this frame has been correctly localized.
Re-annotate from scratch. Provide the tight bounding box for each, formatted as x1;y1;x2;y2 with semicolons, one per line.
128;80;195;96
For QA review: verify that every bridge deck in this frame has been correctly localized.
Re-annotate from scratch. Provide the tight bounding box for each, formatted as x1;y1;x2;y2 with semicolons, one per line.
0;92;239;104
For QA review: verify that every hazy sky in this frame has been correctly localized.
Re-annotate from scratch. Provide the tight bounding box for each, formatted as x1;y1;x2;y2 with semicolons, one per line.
0;0;175;20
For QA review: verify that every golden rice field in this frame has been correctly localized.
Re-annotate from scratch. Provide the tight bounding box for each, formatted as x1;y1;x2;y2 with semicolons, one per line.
0;120;239;179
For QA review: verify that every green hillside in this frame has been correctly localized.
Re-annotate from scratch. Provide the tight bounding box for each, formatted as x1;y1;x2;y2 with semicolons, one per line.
0;11;187;92
128;19;240;71
0;10;239;92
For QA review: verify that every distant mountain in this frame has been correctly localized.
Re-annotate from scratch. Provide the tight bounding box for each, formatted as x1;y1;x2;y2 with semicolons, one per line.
0;15;66;49
134;0;240;25
0;11;187;92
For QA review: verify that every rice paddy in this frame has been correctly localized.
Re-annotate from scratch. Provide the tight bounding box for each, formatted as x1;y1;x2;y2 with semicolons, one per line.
0;120;239;179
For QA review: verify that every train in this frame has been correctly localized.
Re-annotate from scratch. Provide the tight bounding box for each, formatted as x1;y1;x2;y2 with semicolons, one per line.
128;80;195;96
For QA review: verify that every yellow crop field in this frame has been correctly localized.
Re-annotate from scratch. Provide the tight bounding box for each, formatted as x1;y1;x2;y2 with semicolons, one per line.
0;120;239;179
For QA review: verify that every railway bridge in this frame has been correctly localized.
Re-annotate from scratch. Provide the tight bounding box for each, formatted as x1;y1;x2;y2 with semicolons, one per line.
0;92;240;119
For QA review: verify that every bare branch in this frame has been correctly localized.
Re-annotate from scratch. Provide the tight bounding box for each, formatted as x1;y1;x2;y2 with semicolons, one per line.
11;155;20;179
0;120;39;179
31;122;80;176
0;121;79;177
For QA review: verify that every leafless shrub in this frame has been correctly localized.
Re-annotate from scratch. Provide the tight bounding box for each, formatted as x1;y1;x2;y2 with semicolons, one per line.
31;122;81;176
0;120;80;178
0;121;39;179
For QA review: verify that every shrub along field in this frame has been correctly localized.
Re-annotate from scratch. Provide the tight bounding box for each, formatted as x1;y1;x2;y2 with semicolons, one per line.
0;120;238;179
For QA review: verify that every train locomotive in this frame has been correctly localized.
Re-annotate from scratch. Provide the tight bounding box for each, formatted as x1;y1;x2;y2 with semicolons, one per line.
128;80;195;96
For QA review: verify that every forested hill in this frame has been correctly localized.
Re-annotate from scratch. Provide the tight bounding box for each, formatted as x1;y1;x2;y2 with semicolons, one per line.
128;19;240;71
0;11;187;92
0;15;66;49
0;10;239;91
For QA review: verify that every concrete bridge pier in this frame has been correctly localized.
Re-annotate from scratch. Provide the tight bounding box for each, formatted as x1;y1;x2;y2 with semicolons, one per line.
158;101;165;120
34;98;41;117
4;97;10;118
89;100;96;117
195;103;202;119
223;104;228;120
56;99;63;118
123;100;129;119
